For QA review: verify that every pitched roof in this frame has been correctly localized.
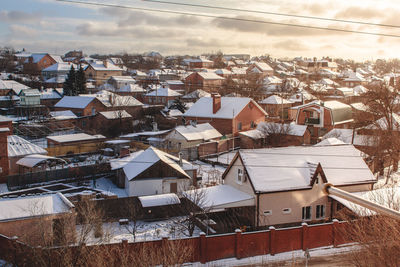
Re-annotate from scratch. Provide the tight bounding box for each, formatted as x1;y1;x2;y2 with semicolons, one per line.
123;146;190;181
184;97;267;119
42;62;77;72
49;110;78;120
182;89;211;99
8;135;47;157
260;95;292;104
0;80;30;95
88;61;122;71
145;87;182;97
196;72;225;80
172;123;222;141
99;110;132;120
234;145;376;193
54;96;95;109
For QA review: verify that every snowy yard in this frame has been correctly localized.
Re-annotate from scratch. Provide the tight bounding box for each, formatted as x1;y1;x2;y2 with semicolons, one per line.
193;160;226;186
78;217;202;245
88;177;127;198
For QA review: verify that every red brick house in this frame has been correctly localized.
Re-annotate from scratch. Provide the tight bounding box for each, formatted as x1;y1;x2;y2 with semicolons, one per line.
294;100;353;141
23;53;63;75
246;62;274;77
185;72;225;92
143;86;182;106
54;96;105;117
187;58;213;69
183;94;267;136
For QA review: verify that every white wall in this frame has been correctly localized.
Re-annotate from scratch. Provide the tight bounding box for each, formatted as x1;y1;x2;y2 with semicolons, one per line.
126;177;190;196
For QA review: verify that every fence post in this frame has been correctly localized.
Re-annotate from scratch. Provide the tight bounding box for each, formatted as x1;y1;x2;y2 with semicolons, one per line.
199;232;207;264
332;219;339;247
235;229;242;259
302;222;308;251
269;226;276;256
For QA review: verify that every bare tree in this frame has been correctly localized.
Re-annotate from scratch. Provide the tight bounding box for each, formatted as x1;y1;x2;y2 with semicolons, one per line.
361;82;400;182
258;122;293;147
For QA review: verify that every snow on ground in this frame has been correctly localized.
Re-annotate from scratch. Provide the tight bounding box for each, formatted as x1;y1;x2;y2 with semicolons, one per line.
206;150;238;166
193;160;226;186
0;183;8;194
89;177;127;198
78;217;202;245
190;244;358;267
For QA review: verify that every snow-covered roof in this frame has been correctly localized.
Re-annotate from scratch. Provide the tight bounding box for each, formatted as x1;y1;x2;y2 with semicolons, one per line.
8;135;47;157
171;123;222;141
314;138;346;146
0;80;30;95
253;62;273;72
110;150;144;170
182;89;211;99
365;113;400;131
42;62;77;72
145;87;181;97
99;110;132;120
123;146;190;181
40;88;62;99
16;154;65;168
47;133;105;143
54;96;95;109
44;75;66;84
257;122;307;137
196;72;225;80
117;84;146;93
120;129;171;138
352;85;368;96
139;193;181;207
184;185;254;209
239;129;265;139
88;61;122;71
0;193;74;222
85;90;143;107
49;110;78;120
184;97;266;119
236;145;376;193
260;95;292;105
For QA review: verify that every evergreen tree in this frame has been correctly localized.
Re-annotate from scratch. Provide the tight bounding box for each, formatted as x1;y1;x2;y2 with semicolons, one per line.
76;65;87;94
169;98;187;113
63;66;76;96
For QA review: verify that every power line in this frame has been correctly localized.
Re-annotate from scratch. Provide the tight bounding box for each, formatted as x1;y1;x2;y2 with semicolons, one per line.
143;0;400;29
56;0;400;38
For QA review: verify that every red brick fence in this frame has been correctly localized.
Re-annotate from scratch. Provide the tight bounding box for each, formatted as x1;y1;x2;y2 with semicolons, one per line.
0;220;351;266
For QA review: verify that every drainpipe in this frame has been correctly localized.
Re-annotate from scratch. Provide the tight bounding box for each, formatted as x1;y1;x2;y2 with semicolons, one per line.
324;184;400;220
256;192;260;228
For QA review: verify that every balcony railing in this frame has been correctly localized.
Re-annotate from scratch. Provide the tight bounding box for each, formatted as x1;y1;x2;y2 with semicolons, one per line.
305;118;320;125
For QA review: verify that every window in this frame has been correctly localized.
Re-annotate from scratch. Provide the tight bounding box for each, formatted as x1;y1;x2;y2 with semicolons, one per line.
237;168;243;184
263;210;272;216
302;206;312;220
91;107;96;116
316;205;325;219
251;121;255;128
282;208;291;214
237;122;242;131
315;177;319;184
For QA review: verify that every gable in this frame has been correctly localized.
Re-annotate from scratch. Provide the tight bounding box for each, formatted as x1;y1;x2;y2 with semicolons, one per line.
133;160;190;180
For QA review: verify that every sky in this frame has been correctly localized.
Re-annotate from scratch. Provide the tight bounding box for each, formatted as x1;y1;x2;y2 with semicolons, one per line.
2;0;400;60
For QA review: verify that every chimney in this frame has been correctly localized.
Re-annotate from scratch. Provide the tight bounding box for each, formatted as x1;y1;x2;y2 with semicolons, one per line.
103;60;108;68
212;93;221;114
178;152;183;166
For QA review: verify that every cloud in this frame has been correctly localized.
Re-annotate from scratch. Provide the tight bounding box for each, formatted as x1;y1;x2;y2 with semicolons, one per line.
0;10;42;23
335;7;385;19
9;25;39;38
212;15;344;37
76;22;181;38
273;40;307;51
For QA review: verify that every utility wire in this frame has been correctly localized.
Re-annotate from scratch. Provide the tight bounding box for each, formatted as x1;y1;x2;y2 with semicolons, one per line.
143;0;400;29
56;0;400;38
